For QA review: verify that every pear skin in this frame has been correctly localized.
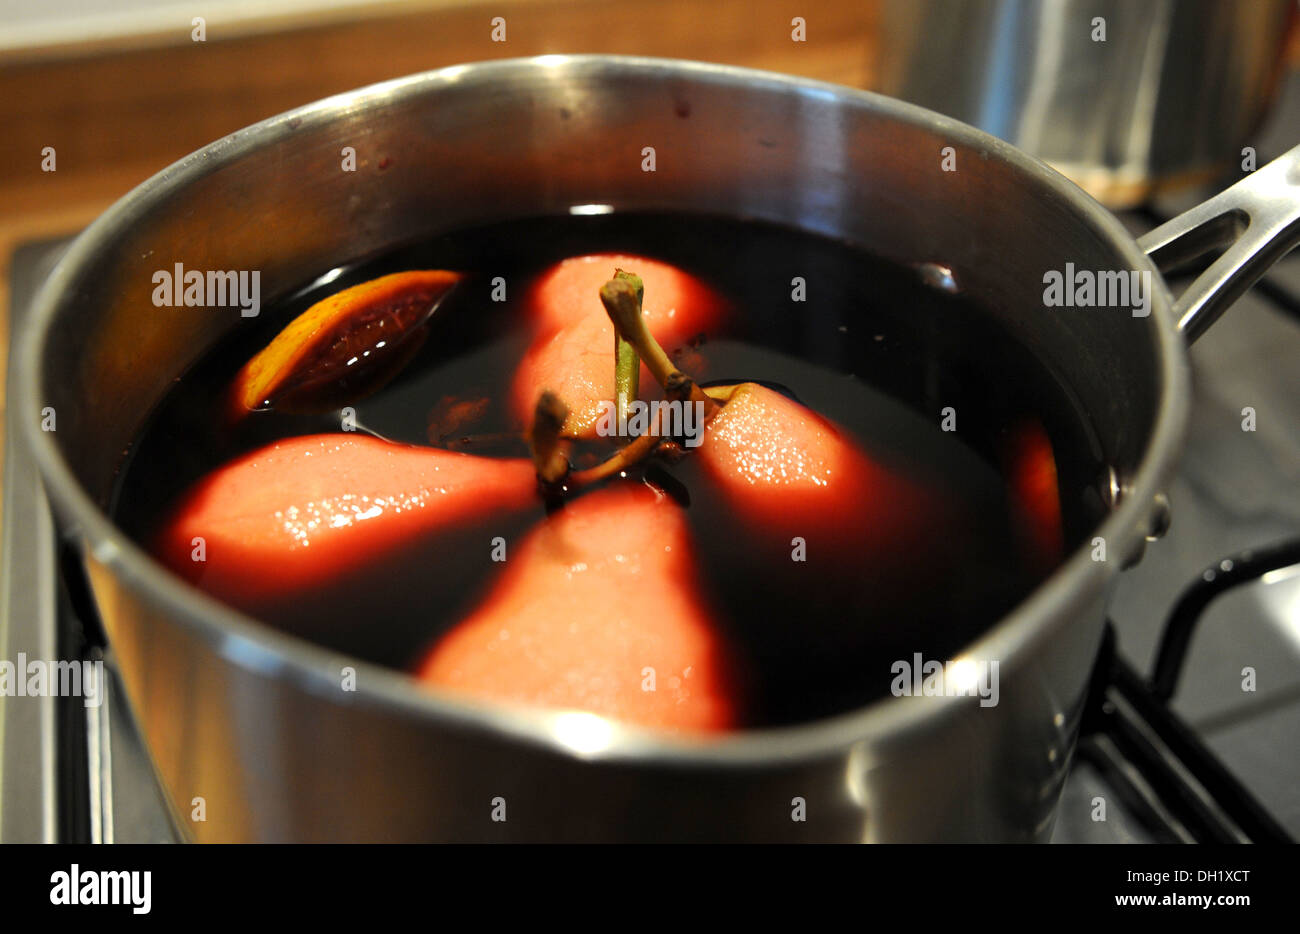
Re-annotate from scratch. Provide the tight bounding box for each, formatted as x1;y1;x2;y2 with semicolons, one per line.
420;485;740;733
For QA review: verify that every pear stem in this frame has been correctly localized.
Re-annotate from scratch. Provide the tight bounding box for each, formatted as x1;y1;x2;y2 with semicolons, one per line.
568;433;663;488
599;279;718;417
529;279;735;496
530;391;571;485
702;383;740;404
612;269;643;430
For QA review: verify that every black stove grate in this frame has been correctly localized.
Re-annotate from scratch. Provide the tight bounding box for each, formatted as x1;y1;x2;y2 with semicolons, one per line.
1078;541;1300;844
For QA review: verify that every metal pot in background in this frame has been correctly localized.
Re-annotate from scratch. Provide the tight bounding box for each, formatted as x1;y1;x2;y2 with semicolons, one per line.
14;57;1300;841
876;0;1297;207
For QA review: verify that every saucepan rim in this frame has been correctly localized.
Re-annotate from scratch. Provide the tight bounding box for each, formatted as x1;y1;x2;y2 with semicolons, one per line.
14;54;1189;766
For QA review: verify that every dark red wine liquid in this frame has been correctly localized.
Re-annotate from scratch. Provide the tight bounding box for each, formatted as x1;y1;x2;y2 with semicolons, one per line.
112;213;1108;726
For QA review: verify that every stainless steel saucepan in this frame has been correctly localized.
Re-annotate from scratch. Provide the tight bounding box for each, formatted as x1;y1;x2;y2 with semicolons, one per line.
15;56;1300;841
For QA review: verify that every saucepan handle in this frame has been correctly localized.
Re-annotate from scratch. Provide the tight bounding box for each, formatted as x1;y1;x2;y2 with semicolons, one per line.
1138;143;1300;344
